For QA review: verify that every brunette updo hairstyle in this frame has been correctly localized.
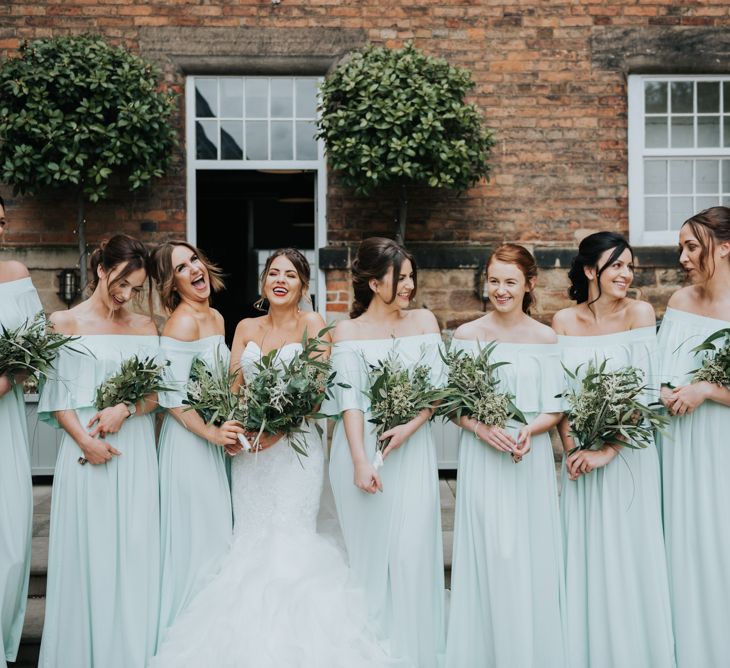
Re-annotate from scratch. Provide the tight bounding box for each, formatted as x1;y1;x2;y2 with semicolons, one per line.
682;206;730;277
350;237;417;318
89;234;152;302
568;231;633;307
255;248;311;311
486;243;538;314
151;240;225;313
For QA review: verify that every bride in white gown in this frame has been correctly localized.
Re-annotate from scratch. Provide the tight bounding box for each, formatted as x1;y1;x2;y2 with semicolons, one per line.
151;249;396;668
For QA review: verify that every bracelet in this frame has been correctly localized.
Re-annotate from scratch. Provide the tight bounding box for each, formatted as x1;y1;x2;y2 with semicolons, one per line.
473;420;481;440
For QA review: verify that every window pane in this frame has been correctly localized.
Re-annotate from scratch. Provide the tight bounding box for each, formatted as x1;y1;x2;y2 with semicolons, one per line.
698;82;720;113
670;116;693;148
698;116;720;147
295;121;318;160
670;196;694;230
195;79;217;118
220;78;243;118
220;121;243;160
245;120;268;159
295;79;318;118
725;82;730;112
645;117;667;148
722;160;730;193
645;81;667;114
245;79;268;118
670;160;692;194
696;196;719;212
724;196;730;207
724;116;730;147
696;160;719;194
645;197;667;231
671;81;693;113
644;160;667;194
271;120;294;159
271;78;293;118
196;120;217;159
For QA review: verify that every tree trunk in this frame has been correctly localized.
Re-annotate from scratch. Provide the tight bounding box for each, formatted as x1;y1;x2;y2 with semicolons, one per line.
77;190;87;294
396;184;408;244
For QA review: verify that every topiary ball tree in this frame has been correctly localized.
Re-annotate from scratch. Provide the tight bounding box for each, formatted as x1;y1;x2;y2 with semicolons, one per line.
317;42;495;242
0;34;177;291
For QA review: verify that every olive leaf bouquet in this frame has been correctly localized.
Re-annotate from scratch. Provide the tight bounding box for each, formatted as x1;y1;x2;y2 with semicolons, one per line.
561;358;668;455
0;311;79;383
689;327;730;388
438;341;527;462
364;348;448;470
95;355;171;411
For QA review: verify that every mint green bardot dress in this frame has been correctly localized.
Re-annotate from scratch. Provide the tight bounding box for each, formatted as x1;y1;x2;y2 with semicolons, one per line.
657;307;730;667
156;335;232;645
559;327;675;668
445;340;567;668
37;335;161;668
325;334;446;668
0;277;41;667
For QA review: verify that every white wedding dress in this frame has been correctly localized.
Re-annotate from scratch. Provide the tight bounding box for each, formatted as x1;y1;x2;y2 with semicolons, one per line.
151;342;396;668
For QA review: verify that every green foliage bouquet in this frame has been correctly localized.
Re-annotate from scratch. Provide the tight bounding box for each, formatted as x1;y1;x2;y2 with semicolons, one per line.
363;348;447;469
0;311;79;383
561;359;668;455
689;328;730;388
95;355;171;411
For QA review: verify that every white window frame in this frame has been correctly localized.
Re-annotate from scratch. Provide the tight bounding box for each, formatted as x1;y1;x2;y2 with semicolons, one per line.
628;74;730;246
184;75;327;316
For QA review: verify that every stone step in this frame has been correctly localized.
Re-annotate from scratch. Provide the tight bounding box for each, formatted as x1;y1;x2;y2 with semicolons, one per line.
28;536;48;597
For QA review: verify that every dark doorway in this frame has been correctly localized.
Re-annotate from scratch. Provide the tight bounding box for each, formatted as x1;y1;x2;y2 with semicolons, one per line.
196;170;316;344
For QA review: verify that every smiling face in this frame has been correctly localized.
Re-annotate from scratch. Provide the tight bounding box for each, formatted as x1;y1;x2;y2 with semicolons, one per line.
0;202;6;240
587;247;634;300
171;244;210;302
97;261;147;312
486;259;532;314
263;255;305;308
371;258;414;310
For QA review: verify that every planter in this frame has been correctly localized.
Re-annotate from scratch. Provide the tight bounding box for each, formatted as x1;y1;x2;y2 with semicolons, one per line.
24;394;62;476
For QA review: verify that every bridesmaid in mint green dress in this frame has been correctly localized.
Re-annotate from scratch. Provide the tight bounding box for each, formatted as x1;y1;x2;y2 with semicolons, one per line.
445;245;567;668
151;241;243;644
657;208;730;667
38;236;161;668
553;232;675;668
326;238;446;668
0;198;42;667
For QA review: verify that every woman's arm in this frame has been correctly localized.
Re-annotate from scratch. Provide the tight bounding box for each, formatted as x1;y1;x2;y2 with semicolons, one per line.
343;408;382;494
55;409;121;465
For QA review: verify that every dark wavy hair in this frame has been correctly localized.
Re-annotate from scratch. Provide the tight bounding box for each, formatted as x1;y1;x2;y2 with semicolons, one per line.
350;237;417;318
486;243;538;314
682;206;730;278
89;234;153;311
568;231;633;308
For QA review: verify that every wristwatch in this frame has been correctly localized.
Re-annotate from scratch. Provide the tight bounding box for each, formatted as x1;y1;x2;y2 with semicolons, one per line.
124;402;137;418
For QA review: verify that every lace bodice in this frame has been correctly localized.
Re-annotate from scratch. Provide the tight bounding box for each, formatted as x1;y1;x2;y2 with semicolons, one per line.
231;341;324;542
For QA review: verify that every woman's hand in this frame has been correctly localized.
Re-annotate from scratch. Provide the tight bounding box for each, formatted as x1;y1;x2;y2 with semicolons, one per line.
379;422;418;460
0;375;12;399
353;459;382;494
512;425;533;463
665;382;710;416
207;420;246;448
246;431;284;453
474;422;517;455
566;446;619;481
78;434;122;465
659;385;675;409
87;404;129;438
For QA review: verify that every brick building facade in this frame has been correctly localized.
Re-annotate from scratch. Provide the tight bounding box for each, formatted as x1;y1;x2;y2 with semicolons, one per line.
2;1;728;329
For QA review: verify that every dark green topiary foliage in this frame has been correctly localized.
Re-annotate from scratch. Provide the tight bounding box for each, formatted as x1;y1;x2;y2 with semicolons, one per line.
317;43;495;240
0;34;177;203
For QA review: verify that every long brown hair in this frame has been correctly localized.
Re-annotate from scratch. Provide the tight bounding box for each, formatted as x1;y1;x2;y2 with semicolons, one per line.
486;243;538;314
151;240;225;313
350;237;417;318
254;248;311;311
682;206;730;278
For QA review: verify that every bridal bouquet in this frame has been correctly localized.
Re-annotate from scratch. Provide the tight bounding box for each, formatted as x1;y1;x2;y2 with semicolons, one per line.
439;342;526;462
0;311;79;383
364;349;447;470
689;327;730;388
95;355;171;411
242;329;337;457
561;358;668;455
